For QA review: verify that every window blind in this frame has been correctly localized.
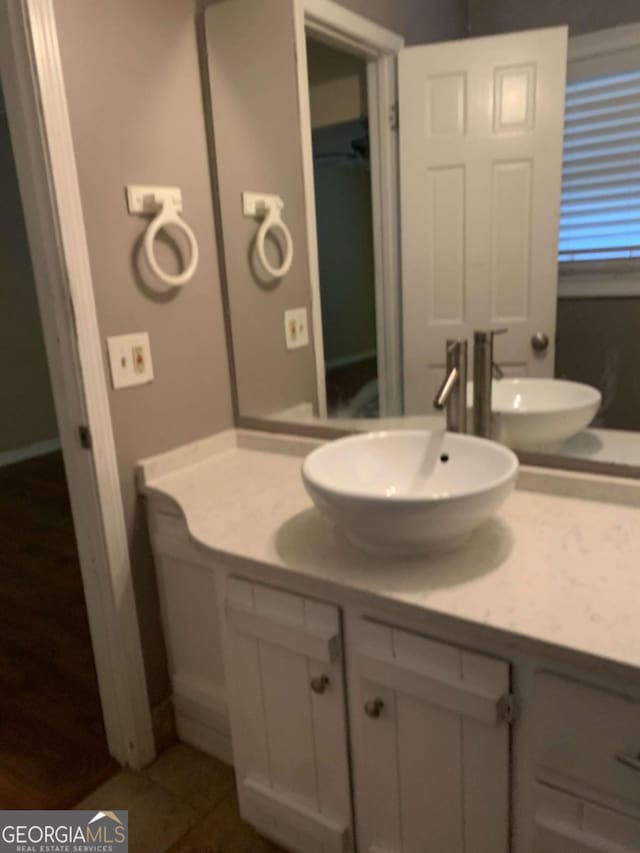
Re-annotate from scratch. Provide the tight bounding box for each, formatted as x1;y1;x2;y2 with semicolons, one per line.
559;68;640;263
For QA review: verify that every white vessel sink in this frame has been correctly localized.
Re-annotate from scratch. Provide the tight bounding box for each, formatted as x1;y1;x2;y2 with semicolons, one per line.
302;430;518;555
468;378;601;449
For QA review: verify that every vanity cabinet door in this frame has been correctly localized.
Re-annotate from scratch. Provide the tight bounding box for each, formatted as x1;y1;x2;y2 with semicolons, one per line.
534;783;640;852
223;577;353;853
533;672;640;814
348;620;512;853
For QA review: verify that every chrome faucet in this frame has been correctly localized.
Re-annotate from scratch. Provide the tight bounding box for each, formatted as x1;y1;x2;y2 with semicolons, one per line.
433;339;467;432
473;329;507;438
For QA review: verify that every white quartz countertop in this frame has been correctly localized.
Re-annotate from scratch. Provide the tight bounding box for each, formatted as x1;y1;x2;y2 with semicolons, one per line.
138;430;640;674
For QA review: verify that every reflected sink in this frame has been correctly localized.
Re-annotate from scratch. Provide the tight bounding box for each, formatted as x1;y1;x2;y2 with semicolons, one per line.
467;378;601;449
302;430;518;555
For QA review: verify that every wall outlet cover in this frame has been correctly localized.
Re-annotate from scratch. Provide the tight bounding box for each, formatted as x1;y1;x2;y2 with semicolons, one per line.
107;332;154;390
284;307;309;350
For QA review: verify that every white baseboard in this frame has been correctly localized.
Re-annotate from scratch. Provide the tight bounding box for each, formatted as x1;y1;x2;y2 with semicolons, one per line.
0;437;61;468
172;675;234;766
176;713;234;766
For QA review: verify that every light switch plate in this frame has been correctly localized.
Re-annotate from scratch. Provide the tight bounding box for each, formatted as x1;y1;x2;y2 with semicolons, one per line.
107;332;154;390
284;307;309;350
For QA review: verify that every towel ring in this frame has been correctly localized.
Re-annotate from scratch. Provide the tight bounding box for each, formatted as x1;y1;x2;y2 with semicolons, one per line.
126;185;199;288
256;206;293;279
144;207;199;287
243;192;294;279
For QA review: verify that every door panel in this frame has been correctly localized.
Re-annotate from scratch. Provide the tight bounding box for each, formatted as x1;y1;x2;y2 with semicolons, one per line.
400;27;568;412
396;694;464;852
224;577;352;853
358;681;403;853
258;641;318;809
349;618;511;853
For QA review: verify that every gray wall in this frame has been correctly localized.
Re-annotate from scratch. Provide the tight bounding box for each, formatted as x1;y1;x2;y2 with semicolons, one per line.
340;0;468;44
0;107;58;454
205;0;320;419
557;300;640;431
54;0;234;707
469;0;640;36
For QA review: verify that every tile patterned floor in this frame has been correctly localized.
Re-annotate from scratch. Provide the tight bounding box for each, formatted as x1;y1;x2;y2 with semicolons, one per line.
76;744;285;853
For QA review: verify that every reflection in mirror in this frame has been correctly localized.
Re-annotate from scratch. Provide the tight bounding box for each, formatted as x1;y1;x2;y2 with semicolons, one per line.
202;0;640;473
307;39;379;418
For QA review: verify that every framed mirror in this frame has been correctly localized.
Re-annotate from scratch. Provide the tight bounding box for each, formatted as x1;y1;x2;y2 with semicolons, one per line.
201;0;640;477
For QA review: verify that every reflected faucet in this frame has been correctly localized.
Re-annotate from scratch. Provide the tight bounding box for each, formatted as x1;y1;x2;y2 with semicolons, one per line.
433;339;467;433
473;329;507;438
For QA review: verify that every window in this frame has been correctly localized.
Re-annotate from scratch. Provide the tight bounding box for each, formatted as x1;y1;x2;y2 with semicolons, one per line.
560;69;640;263
559;23;640;295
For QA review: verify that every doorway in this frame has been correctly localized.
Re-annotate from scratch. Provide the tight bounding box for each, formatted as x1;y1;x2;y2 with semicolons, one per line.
295;1;405;421
306;38;379;418
0;84;118;808
1;0;155;773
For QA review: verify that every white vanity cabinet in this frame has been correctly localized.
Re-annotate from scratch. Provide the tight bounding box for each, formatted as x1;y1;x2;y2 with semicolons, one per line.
147;499;230;760
222;577;353;853
148;520;640;853
138;430;640;853
219;577;513;853
217;578;640;853
144;501;640;853
347;618;512;853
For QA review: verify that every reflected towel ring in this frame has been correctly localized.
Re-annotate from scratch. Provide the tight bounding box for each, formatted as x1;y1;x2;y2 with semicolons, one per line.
126;185;199;287
243;191;294;279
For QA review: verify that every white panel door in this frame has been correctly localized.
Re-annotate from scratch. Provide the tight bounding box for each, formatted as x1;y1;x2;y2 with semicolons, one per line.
349;619;512;853
399;27;568;413
223;578;353;853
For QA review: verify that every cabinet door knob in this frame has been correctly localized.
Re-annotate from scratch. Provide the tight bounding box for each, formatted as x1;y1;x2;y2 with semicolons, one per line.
531;331;549;352
310;675;329;695
365;698;384;719
615;750;640;772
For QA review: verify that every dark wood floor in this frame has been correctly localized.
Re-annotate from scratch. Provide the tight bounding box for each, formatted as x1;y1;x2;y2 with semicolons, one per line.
0;451;118;808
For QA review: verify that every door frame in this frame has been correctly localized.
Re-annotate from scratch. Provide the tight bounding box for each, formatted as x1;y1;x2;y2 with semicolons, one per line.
293;0;405;417
0;0;155;769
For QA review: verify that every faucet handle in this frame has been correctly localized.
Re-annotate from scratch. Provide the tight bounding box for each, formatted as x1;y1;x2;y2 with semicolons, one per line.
474;328;508;343
433;367;459;410
492;362;504;380
446;338;464;355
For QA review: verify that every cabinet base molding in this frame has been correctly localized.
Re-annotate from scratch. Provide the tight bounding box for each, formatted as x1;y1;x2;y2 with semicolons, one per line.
242;775;351;853
171;675;233;766
175;713;233;766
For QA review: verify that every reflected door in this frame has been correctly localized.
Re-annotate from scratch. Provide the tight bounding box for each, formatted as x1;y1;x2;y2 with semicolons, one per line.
399;27;568;414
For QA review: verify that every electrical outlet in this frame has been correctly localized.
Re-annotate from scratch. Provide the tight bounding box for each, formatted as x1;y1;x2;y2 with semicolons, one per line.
107;332;154;389
132;345;146;374
284;307;309;350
